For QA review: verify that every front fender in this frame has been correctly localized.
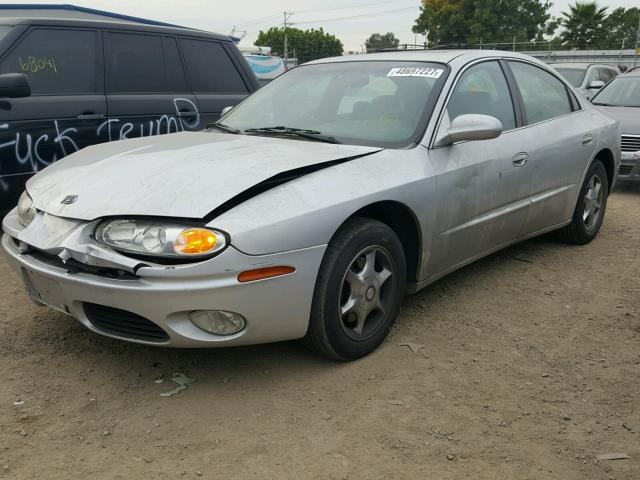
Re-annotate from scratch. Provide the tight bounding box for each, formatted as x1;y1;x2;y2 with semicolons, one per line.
212;147;437;258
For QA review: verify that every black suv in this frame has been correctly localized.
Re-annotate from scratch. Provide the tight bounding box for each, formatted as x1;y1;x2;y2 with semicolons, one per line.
0;17;259;215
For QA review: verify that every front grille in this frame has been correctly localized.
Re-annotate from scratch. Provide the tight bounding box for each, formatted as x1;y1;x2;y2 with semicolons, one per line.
619;165;634;176
83;303;169;342
621;135;640;153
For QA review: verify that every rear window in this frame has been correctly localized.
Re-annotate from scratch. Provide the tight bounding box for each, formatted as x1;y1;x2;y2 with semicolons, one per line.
180;39;248;94
107;32;189;94
0;28;98;95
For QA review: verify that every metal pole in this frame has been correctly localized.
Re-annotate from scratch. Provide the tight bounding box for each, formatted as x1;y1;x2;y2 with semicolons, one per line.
634;13;640;68
513;36;516;52
283;12;288;66
480;37;483;50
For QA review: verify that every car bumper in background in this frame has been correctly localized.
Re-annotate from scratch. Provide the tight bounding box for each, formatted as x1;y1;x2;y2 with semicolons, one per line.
2;233;326;348
619;151;640;181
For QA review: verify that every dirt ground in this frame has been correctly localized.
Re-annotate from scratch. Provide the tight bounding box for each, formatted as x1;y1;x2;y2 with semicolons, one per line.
1;184;639;480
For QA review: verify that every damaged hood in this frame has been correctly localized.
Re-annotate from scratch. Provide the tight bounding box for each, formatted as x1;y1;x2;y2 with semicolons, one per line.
27;131;381;221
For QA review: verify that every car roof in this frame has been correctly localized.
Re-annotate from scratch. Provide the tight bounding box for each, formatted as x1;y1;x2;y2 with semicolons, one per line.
550;63;615;69
306;49;544;66
0;16;232;41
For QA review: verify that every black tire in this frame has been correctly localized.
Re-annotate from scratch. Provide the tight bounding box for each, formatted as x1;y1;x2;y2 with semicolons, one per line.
304;217;406;360
557;159;609;245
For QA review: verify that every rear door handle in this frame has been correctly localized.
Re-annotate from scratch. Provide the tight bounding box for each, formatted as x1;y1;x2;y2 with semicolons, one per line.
512;152;529;167
177;109;197;117
582;134;594;146
77;113;105;120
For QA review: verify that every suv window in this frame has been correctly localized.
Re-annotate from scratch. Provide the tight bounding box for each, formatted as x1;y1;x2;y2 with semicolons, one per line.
447;61;516;131
0;28;98;95
508;62;572;124
180;39;248;93
598;68;617;83
107;32;187;93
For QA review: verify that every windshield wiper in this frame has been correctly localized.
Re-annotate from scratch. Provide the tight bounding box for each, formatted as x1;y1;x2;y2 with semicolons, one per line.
244;126;341;144
207;122;240;134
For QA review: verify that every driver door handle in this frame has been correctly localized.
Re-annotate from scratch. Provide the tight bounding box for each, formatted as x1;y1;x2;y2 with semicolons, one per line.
512;152;529;167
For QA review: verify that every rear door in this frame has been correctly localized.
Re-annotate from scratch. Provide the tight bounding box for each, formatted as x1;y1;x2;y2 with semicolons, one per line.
0;26;105;214
179;38;251;125
506;60;598;236
104;31;199;141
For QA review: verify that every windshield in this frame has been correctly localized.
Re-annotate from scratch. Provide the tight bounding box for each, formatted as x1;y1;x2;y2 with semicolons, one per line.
0;26;13;42
592;76;640;107
220;61;448;148
554;67;587;88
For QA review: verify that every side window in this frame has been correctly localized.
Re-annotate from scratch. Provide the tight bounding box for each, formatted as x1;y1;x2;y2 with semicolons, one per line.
447;61;516;131
598;68;616;83
508;62;572;125
180;39;248;94
0;28;98;95
107;32;167;93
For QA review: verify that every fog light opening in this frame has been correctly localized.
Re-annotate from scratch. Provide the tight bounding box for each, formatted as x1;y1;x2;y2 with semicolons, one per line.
189;310;246;336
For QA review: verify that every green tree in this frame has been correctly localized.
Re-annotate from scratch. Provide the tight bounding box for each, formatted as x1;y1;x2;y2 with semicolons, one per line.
365;32;400;52
560;2;608;49
255;27;343;64
603;7;640;49
412;0;553;47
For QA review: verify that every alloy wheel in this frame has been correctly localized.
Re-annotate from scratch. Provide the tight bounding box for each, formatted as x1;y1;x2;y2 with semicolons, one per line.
583;173;603;230
338;246;394;341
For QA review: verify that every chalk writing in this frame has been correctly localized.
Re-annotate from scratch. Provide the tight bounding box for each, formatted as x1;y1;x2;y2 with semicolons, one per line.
19;56;58;74
0;98;201;180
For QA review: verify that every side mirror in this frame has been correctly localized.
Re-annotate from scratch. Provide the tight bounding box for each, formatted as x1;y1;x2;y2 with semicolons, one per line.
589;80;605;89
0;73;31;98
436;114;503;146
221;106;234;116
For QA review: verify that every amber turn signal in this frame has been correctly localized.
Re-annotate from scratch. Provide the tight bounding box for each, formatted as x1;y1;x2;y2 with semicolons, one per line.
174;228;218;255
237;266;296;283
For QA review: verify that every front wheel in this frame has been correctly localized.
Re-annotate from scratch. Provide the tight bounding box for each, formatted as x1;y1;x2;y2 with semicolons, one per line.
305;218;406;360
557;159;609;245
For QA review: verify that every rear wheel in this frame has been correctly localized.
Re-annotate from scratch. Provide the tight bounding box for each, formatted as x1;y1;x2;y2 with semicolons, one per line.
557;159;609;245
305;218;406;360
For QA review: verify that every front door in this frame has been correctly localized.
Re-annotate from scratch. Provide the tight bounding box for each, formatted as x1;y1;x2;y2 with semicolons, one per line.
0;27;106;215
427;60;532;277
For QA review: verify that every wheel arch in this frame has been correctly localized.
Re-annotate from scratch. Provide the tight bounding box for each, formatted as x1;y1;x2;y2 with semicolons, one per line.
594;148;615;192
346;201;422;284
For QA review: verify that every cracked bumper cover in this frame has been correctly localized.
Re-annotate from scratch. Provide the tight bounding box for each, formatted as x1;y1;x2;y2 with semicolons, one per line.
2;209;326;347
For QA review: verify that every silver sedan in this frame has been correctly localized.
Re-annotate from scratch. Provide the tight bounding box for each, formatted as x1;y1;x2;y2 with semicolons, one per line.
591;71;640;181
2;50;620;360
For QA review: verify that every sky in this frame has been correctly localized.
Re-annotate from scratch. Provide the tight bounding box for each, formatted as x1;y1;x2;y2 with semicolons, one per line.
3;0;638;52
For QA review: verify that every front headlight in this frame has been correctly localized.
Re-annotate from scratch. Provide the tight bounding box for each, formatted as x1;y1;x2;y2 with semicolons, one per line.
17;191;36;227
95;219;228;260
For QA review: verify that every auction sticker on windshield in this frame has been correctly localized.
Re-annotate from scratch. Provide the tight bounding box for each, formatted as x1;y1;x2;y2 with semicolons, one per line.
387;67;444;78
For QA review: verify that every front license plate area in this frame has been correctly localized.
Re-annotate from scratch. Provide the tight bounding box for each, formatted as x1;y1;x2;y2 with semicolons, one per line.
22;268;70;315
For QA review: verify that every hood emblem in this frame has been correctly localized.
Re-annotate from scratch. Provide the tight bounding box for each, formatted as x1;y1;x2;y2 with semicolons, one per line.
60;195;78;205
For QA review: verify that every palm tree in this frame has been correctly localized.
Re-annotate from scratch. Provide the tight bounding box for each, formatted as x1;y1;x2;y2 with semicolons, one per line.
560;2;609;49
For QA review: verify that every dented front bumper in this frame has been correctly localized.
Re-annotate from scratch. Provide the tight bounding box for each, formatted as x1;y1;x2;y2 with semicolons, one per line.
2;209;325;348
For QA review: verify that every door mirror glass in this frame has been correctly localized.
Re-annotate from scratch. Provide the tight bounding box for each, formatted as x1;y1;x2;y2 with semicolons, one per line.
0;73;31;98
221;105;234;117
437;114;503;146
589;80;605;89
